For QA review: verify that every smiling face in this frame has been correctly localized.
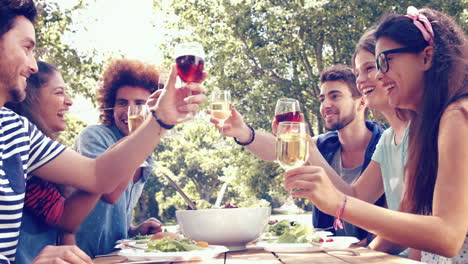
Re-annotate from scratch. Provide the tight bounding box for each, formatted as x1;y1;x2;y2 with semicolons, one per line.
319;81;360;131
0;16;38;104
113;85;151;136
375;37;426;111
354;50;389;111
38;71;73;133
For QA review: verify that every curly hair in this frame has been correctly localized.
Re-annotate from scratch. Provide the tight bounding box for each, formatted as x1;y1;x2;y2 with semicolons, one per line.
97;59;160;125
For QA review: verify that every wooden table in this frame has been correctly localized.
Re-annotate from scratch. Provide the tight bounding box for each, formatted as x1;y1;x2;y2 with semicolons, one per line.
93;245;422;264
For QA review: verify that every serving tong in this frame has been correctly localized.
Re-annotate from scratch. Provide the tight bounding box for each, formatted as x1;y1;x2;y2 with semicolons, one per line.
154;164;197;210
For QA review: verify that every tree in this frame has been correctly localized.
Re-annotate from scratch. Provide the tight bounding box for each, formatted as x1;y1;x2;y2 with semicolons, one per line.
56;116;88;148
35;0;103;102
158;0;467;135
147;115;285;221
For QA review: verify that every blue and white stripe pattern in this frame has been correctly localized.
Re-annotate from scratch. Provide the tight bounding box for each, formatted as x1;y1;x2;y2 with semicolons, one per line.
0;108;65;262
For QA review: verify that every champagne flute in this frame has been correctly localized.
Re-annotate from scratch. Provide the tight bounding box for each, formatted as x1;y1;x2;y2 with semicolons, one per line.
157;71;180;137
210;90;232;147
174;42;205;121
276;121;310;205
128;104;149;134
158;71;169;90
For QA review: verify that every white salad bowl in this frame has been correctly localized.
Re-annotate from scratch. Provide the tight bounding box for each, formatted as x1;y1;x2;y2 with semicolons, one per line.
176;207;271;251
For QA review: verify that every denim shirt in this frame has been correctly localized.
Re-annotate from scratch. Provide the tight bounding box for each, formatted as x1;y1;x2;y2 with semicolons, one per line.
313;121;385;240
15;211;58;264
73;124;155;258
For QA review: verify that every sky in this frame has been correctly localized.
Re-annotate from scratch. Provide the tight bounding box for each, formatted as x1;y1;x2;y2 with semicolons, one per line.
49;0;166;124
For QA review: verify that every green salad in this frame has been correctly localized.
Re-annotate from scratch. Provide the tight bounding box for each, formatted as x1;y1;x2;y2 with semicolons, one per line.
147;237;208;252
265;220;320;243
130;234;152;240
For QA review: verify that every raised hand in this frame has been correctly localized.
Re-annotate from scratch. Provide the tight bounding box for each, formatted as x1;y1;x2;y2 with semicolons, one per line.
151;64;207;126
209;107;251;141
32;245;92;264
283;165;345;215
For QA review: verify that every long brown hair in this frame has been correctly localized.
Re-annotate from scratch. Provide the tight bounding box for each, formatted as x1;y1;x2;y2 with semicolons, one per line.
375;8;468;215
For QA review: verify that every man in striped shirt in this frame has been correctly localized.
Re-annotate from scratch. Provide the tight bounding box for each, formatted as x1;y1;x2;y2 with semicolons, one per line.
0;1;207;262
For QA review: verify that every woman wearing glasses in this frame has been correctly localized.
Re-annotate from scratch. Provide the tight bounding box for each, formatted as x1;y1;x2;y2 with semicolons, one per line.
285;7;468;263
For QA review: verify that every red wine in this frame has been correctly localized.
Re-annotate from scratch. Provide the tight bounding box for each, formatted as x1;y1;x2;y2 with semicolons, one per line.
176;55;204;83
275;111;302;123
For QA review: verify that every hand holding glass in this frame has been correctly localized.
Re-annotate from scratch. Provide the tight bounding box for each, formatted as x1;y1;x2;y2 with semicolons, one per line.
276;122;310;170
210;90;232;133
128;105;149;134
174;42;205;121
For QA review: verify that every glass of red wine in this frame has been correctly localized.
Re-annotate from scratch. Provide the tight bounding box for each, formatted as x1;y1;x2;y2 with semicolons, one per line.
174;42;205;83
273;98;302;135
174;42;205;122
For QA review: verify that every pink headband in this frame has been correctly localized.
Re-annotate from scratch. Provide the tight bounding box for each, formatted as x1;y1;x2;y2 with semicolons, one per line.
405;6;434;46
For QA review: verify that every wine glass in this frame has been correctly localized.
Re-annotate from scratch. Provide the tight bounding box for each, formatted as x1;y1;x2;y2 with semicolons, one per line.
174;42;205;121
273;98;305;205
273;98;302;135
210;89;232;147
128;104;149;134
157;71;180;137
158;71;169;90
276;121;310;206
276;122;310;169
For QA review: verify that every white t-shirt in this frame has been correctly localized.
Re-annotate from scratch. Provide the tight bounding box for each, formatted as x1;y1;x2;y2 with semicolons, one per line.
0;108;65;263
371;125;409;211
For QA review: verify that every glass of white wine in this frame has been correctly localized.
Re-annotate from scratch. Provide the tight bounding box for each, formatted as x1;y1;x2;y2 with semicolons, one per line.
128;104;149;134
210;90;231;146
276;121;310;204
276;121;309;169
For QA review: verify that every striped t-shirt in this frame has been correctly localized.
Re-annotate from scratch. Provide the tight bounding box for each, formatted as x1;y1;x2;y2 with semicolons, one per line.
0;108;65;263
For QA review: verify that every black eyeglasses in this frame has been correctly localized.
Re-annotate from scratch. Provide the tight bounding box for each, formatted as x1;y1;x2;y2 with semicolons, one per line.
376;47;422;73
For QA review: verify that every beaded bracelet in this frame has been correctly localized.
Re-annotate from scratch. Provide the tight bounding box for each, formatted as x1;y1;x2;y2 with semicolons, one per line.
150;109;175;130
333;195;347;230
234;123;255;146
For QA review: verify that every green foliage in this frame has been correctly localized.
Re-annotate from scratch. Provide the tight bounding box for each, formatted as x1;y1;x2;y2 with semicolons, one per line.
56;116;87;148
35;0;103;102
151;116;284;221
159;0;467;136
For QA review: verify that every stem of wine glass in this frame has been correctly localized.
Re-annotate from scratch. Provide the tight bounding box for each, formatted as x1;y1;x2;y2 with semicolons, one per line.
176;83;194;122
219;120;224;135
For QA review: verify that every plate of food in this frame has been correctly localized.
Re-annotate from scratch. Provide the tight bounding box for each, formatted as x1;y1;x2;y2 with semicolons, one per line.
257;236;359;253
257;220;358;253
260;220;332;243
115;234;152;244
115;234;229;262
